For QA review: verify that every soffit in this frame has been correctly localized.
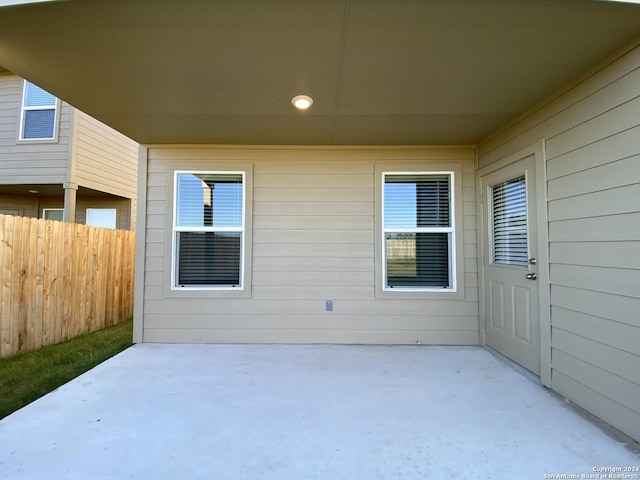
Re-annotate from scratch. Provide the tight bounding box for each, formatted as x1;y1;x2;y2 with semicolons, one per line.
0;0;639;145
0;184;126;198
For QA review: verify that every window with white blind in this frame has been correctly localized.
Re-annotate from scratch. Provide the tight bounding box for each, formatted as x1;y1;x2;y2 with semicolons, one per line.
20;81;58;141
491;176;528;266
172;171;245;289
382;172;455;290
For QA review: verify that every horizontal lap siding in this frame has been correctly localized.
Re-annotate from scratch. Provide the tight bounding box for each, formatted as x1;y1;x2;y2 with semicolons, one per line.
73;111;139;229
0;74;70;183
142;147;479;345
478;44;640;441
0;195;38;217
142;329;480;345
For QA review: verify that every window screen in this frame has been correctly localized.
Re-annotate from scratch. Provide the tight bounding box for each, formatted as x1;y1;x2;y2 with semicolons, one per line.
383;173;453;289
21;81;57;140
492;176;528;266
174;172;244;288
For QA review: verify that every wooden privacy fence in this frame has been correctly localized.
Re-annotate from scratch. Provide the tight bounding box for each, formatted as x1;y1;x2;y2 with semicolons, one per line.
0;214;135;358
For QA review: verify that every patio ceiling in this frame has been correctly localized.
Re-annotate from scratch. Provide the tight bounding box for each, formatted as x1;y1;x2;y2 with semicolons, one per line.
0;0;639;145
0;184;129;199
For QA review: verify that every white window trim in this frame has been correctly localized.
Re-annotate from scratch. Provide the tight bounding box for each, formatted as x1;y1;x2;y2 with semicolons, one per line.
18;80;61;143
488;175;528;267
382;171;456;292
375;162;465;300
171;170;246;291
86;208;118;229
43;208;64;221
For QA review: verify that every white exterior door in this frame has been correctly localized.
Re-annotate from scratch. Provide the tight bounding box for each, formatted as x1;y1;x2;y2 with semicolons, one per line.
482;154;540;375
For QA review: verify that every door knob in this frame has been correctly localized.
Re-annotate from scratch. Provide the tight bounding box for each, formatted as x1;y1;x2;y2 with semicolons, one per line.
525;273;537;280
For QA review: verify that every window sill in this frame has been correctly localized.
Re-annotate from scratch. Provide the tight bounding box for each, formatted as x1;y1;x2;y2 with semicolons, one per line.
375;286;465;300
164;285;251;298
17;138;59;145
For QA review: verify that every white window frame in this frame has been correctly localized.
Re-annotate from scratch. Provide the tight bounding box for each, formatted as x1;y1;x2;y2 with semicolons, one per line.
489;175;529;267
18;80;60;142
171;170;246;291
381;171;456;292
375;163;464;299
86;208;117;229
43;208;64;222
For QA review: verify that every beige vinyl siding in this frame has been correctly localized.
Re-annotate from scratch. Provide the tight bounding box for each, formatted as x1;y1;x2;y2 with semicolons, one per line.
141;146;478;345
0;195;39;217
0;74;70;184
478;43;640;440
72;110;138;229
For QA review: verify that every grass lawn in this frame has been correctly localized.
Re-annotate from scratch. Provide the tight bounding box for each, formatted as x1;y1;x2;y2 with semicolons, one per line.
387;258;416;277
0;319;133;420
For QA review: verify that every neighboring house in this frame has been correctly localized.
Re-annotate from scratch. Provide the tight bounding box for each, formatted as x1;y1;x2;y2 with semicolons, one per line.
0;1;638;442
0;72;138;229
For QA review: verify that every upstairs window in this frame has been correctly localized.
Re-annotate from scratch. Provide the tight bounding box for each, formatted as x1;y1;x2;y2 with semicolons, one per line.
382;172;455;290
20;81;58;141
173;172;245;289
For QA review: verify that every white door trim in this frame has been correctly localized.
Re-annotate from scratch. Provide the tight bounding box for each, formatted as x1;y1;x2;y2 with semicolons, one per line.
476;139;551;387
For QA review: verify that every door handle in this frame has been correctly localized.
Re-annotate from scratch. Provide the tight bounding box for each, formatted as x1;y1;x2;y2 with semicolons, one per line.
525;273;537;280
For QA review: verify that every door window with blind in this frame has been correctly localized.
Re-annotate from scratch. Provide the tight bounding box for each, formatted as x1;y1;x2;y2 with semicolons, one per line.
491;176;528;266
382;172;454;290
173;172;245;289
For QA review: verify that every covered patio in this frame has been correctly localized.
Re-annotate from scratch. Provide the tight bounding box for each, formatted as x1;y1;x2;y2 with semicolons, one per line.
1;0;639;462
1;345;637;479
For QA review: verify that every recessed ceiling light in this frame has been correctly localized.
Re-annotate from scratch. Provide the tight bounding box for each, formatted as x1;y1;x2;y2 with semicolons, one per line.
28;189;39;194
291;95;313;110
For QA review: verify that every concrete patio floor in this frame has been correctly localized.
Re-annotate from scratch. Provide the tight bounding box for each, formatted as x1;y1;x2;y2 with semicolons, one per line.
0;345;638;479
